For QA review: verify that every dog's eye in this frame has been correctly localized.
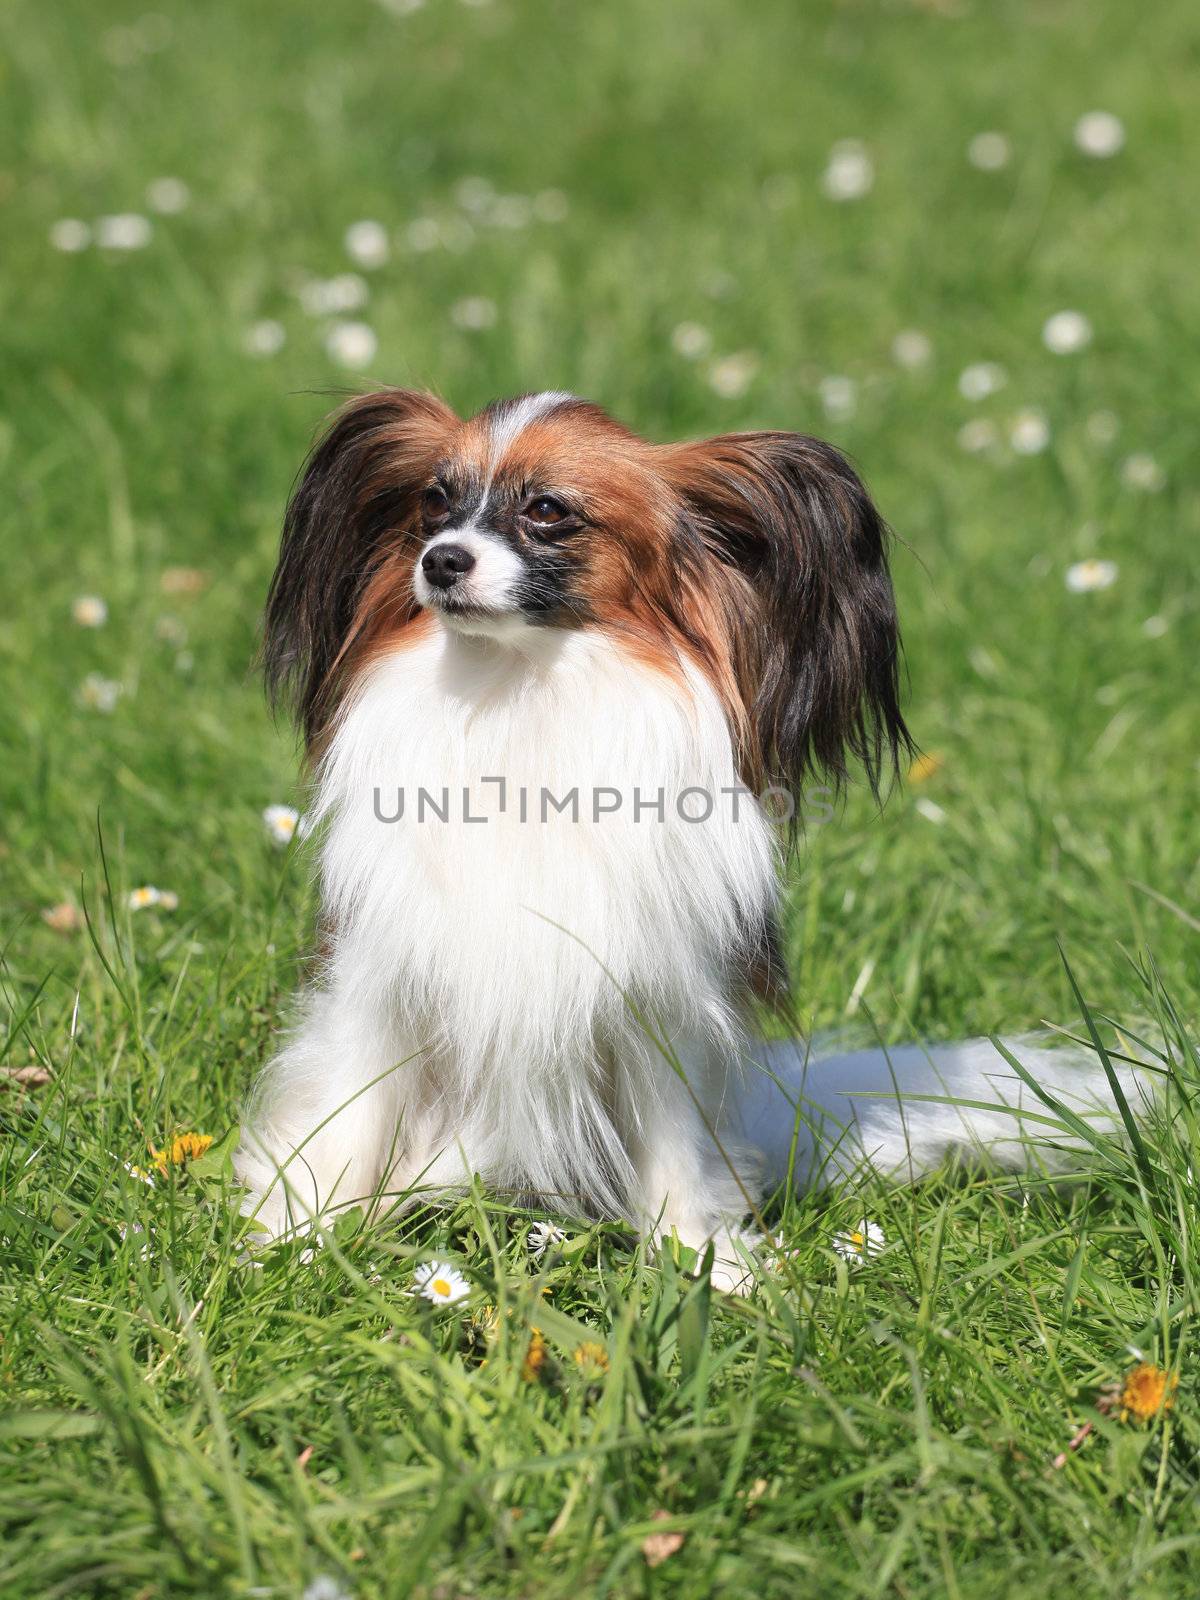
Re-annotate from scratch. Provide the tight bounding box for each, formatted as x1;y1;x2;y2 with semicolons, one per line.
423;485;451;520
523;495;571;529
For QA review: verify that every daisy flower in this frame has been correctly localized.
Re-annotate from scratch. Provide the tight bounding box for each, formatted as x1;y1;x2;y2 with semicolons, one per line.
72;594;108;627
1121;453;1166;492
450;296;497;331
263;804;310;847
967;131;1010;171
79;673;122;712
527;1220;566;1258
324;321;377;369
413;1261;470;1305
708;352;759;399
244;319;286;357
344;219;390;269
832;1219;885;1263
671;321;712;360
1009;410;1051;455
1142;615;1169;639
1042;310;1092;355
957;418;998;454
1066;559;1118;593
50;219;91;253
891;329;932;369
818;375;857;421
1074;110;1125;159
118;1222;153;1261
821;140;874;201
958;362;1006;401
128;885;179;912
96;213;152;250
146;177;190;214
299;273;369;315
150;1131;213;1174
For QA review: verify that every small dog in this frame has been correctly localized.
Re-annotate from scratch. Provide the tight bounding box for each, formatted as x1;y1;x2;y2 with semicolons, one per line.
235;389;1125;1286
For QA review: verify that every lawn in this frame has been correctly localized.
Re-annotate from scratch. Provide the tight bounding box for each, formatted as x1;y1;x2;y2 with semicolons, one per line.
2;0;1199;1594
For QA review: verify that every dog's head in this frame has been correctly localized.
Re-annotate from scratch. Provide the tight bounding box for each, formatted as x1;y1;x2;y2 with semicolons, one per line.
264;388;911;792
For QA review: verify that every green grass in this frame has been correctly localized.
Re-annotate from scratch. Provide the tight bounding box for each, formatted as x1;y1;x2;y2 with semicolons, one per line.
2;0;1199;1593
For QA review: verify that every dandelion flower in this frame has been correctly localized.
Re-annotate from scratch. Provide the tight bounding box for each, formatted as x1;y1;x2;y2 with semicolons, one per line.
50;219;91;253
708;352;758;399
671;321;712;360
521;1328;548;1382
968;131;1010;171
821;140;874;202
325;320;377;368
263;804;311;847
72;595;108;628
413;1261;470;1305
958;362;1006;401
1066;559;1118;593
908;751;943;784
1121;453;1165;493
832;1219;885;1262
41;902;82;934
96;213;153;250
527;1220;566;1258
128;886;179;912
451;296;497;330
573;1340;610;1376
891;329;932;369
341;220;388;270
1043;310;1092;355
244;319;286;357
1009;410;1051;455
957;419;998;454
146;177;190;214
150;1131;213;1174
1105;1362;1178;1423
818;375;857;421
1074;110;1125;159
79;673;122;712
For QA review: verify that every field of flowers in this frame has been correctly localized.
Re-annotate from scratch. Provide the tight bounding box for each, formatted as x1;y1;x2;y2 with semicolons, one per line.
2;0;1198;1595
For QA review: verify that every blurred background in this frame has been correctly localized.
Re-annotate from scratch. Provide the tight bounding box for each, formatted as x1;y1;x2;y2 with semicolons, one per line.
2;0;1197;1041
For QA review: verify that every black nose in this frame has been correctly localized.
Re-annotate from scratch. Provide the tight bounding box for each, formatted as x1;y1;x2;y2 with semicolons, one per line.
421;542;476;590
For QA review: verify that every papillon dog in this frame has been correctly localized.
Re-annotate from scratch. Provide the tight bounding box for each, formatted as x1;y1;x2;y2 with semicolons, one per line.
235;388;1131;1288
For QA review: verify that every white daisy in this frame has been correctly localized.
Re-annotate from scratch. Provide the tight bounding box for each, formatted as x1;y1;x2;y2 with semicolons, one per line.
958;362;1006;401
832;1220;885;1263
121;1159;155;1187
50;218;91;253
1065;559;1118;593
324;320;377;368
413;1261;470;1305
891;329;932;369
1074;110;1125;159
533;188;569;222
957;418;998;454
1121;453;1165;493
79;673;122;712
708;352;759;399
72;595;108;628
118;1221;153;1261
451;295;497;330
302;1578;353;1600
1042;310;1092;355
146;177;190;214
527;1220;567;1258
244;319;286;357
96;213;152;250
129;886;179;912
967;131;1010;171
299;274;369;316
818;375;857;421
671;321;712;360
1142;614;1169;639
821;140;874;202
1009;410;1051;455
344;219;390;269
263;804;310;847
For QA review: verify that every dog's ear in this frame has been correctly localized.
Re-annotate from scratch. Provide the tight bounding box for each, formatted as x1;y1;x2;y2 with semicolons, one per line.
263;388;459;745
662;431;911;796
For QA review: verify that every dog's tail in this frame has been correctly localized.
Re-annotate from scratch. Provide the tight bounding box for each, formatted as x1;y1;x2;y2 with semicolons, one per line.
740;1033;1154;1192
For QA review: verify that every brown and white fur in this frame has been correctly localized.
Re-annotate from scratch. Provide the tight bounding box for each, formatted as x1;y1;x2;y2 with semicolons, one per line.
235;389;1133;1288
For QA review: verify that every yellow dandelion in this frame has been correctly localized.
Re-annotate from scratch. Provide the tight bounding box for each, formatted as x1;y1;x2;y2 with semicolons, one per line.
150;1131;213;1174
908;751;943;784
573;1340;609;1377
521;1328;548;1383
1116;1362;1178;1423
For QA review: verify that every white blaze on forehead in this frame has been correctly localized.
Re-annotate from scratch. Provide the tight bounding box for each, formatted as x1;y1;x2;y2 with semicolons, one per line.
482;390;576;484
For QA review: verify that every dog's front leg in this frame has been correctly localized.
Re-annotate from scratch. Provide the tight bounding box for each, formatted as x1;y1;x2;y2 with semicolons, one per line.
234;987;419;1240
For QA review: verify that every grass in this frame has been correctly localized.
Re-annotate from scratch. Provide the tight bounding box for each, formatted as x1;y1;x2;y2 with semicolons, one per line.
2;0;1199;1593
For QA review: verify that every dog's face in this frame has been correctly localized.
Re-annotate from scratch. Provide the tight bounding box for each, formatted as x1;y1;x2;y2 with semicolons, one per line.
264;388;910;793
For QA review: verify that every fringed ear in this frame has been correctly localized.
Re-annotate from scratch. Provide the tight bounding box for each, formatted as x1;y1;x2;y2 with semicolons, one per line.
662;431;912;797
263;388;460;746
